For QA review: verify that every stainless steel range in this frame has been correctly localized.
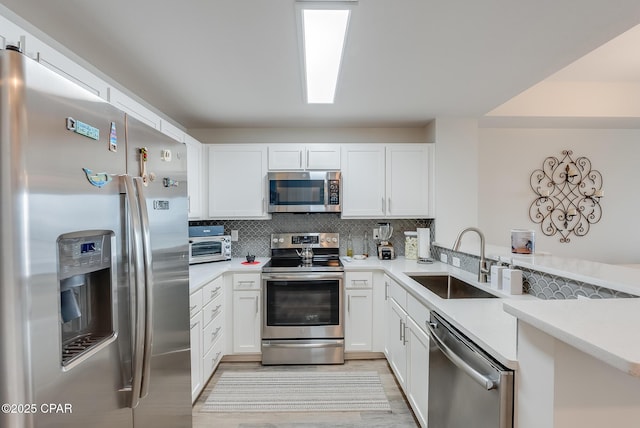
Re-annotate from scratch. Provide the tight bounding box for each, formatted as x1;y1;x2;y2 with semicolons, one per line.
261;232;344;365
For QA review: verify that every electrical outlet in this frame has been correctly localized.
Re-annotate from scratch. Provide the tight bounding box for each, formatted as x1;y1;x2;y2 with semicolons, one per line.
440;253;447;263
372;228;380;240
231;230;239;241
452;257;461;267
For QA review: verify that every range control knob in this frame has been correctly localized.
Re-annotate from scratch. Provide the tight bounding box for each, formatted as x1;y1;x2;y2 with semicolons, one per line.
332;237;338;243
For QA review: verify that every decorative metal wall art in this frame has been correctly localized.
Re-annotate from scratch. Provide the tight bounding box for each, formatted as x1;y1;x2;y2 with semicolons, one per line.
529;150;604;243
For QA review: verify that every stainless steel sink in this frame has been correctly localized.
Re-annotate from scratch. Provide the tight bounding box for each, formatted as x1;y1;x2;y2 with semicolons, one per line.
407;275;498;299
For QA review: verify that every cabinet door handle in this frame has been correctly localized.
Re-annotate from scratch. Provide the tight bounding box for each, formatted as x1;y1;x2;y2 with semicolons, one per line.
388;198;391;213
399;319;404;341
384;281;389;300
403;323;408;345
255;296;259;314
347;295;351;313
381;197;385;213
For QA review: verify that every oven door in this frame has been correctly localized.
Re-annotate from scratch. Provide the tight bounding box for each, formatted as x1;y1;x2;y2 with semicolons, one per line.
262;272;344;339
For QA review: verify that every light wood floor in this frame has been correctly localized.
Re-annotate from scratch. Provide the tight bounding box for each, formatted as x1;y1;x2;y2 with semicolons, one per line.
192;358;420;428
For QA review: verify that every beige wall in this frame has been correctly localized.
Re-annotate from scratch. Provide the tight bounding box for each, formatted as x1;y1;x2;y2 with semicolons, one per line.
478;126;640;264
432;118;480;251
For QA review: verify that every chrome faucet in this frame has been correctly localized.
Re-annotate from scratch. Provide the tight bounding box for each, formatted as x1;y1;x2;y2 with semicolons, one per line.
452;227;490;283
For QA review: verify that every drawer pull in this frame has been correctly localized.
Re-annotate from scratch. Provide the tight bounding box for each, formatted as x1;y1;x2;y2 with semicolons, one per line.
189;304;197;311
210;287;221;298
210;305;222;319
211;327;222;340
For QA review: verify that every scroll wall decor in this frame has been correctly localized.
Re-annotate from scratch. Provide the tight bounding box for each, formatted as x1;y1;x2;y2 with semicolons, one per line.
529;150;604;243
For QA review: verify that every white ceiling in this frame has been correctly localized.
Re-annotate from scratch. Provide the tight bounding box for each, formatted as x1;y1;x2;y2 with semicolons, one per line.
2;0;640;129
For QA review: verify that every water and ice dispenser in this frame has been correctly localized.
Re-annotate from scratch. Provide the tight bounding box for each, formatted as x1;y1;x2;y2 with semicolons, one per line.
57;231;115;367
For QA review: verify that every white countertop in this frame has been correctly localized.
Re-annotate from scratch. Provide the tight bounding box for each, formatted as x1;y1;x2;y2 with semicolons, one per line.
188;255;640;377
342;256;529;369
188;257;268;293
504;299;640;377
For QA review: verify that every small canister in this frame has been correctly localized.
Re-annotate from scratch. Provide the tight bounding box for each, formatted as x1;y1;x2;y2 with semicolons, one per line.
511;229;535;254
405;231;418;259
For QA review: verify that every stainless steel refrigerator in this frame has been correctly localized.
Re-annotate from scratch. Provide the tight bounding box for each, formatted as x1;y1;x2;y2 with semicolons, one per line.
0;48;192;427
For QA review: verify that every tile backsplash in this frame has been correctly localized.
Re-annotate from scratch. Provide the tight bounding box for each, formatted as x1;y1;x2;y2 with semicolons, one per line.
190;214;433;258
432;245;638;300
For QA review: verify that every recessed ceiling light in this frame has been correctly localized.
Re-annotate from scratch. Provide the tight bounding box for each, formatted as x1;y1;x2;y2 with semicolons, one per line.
298;5;352;104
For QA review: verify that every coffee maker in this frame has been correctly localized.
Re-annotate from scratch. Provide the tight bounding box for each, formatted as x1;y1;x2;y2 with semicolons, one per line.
376;223;396;259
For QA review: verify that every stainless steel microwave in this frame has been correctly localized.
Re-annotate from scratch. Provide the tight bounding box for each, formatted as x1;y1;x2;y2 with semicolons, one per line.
268;171;341;213
188;226;231;264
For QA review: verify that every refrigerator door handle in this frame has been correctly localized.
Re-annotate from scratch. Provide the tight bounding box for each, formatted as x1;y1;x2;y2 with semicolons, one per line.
123;174;146;408
133;177;154;399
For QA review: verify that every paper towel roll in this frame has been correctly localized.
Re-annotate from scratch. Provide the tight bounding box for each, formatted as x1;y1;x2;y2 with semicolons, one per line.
417;228;431;259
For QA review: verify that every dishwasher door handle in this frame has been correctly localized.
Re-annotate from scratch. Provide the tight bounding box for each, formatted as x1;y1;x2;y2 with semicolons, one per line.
427;321;496;391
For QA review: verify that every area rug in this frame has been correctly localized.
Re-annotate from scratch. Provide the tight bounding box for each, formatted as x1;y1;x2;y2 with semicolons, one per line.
202;371;392;412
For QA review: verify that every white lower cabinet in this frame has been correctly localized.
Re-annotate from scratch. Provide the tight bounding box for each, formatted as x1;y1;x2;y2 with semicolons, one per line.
406;316;430;428
385;275;430;428
189;275;224;403
232;273;262;353
387;297;408;388
189;312;202;402
345;272;374;352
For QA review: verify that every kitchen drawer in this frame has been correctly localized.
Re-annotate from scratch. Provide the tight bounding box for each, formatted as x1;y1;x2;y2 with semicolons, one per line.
345;271;373;289
203;311;224;353
388;277;407;308
202;293;223;327
203;335;224;381
407;293;430;334
202;275;223;305
189;289;203;319
233;273;261;290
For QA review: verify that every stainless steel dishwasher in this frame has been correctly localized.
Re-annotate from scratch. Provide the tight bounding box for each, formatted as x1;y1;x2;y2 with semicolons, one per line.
426;311;514;428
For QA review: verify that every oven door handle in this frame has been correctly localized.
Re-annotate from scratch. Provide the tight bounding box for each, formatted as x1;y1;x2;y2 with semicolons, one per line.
262;340;343;349
262;273;344;281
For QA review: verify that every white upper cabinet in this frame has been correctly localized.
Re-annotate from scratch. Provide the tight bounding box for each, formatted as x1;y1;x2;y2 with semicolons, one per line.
108;87;161;130
341;144;386;217
26;37;110;101
207;144;270;219
341;143;433;218
0;14;26;51
184;135;203;219
386;144;432;217
268;144;341;170
160;120;185;143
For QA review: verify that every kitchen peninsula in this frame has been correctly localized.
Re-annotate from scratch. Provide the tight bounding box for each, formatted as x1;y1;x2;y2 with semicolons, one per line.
190;251;640;428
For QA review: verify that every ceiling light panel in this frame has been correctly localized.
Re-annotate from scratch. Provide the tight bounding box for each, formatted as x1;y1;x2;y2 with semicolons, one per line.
300;6;351;104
